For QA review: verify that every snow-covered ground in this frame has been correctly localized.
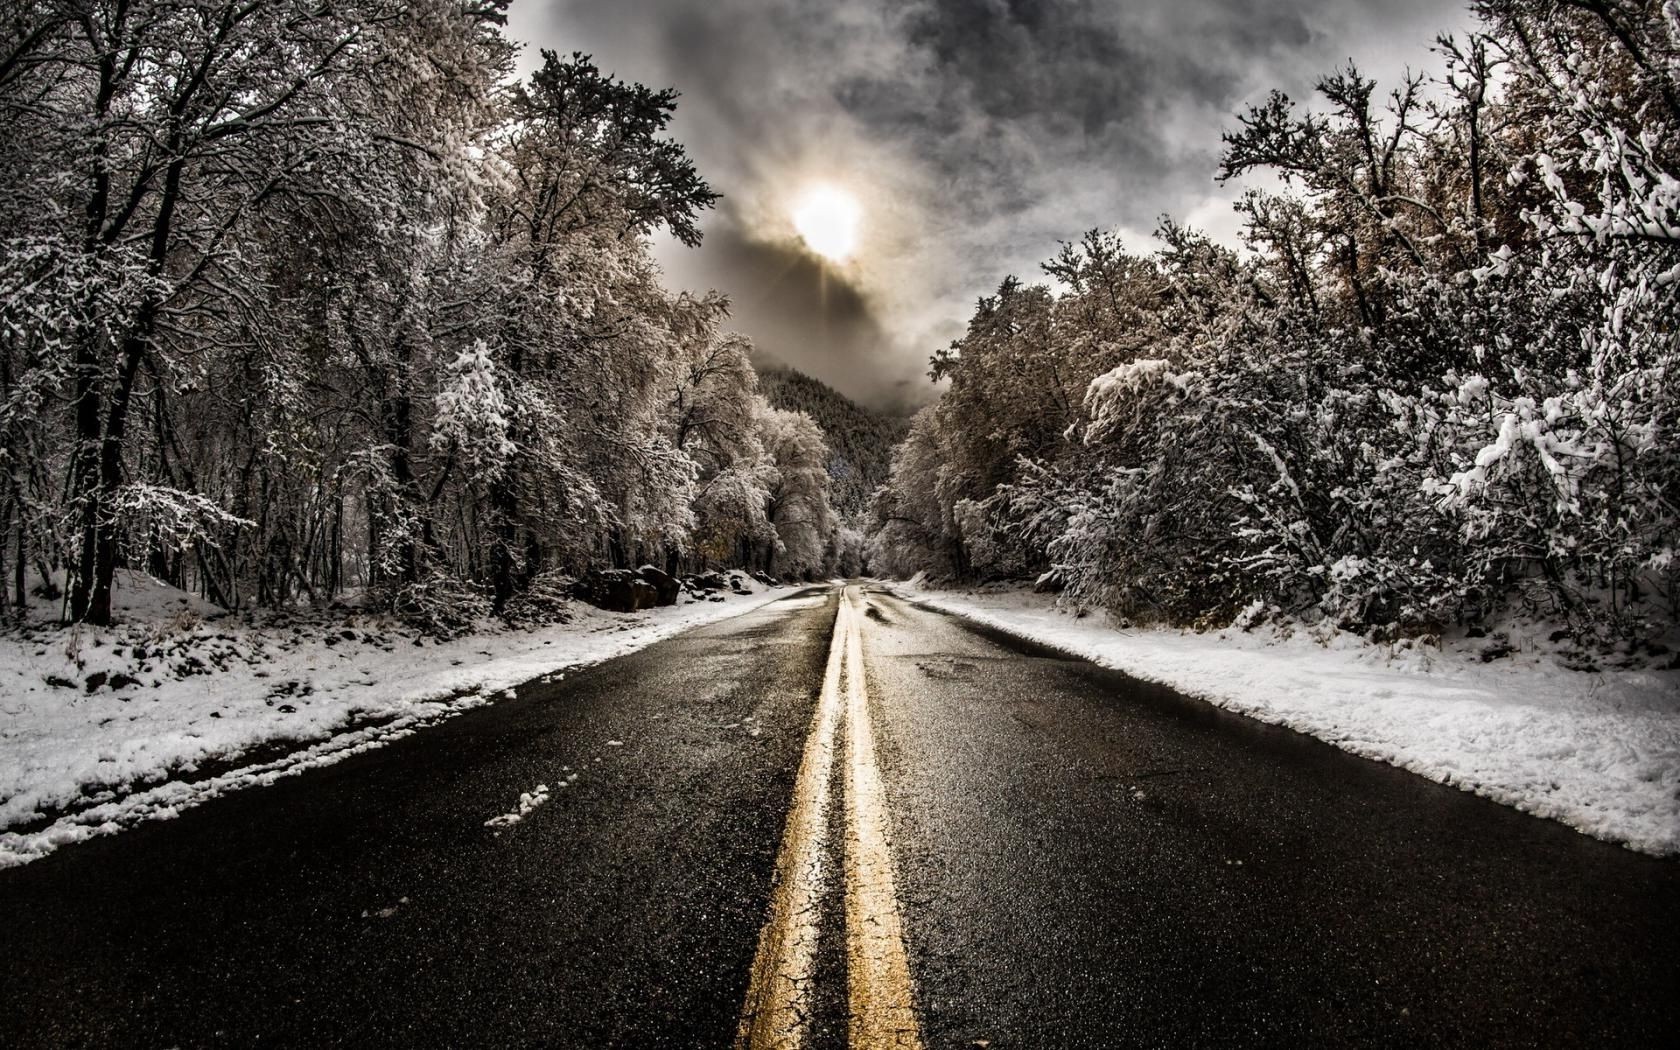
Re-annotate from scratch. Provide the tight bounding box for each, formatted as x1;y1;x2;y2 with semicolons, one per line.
0;570;788;868
898;581;1680;857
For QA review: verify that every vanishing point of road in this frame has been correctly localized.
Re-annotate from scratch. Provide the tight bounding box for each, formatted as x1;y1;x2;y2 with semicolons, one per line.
3;584;1676;1047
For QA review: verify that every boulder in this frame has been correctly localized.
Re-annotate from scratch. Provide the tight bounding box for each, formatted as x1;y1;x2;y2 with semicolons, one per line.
684;571;728;593
727;571;753;595
573;569;658;612
636;565;681;607
750;570;777;587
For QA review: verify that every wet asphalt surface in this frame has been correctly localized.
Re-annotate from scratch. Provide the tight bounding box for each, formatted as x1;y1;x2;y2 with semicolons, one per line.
1;590;837;1048
3;583;1677;1048
860;587;1680;1049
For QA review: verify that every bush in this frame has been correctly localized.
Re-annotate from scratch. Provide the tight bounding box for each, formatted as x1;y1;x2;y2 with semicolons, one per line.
501;571;576;627
389;573;491;640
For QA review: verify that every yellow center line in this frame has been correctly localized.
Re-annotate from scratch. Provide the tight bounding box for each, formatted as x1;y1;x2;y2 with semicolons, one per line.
735;586;924;1049
735;592;849;1048
842;588;924;1048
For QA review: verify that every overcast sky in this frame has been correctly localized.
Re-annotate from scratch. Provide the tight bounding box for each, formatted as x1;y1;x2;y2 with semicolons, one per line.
509;0;1474;411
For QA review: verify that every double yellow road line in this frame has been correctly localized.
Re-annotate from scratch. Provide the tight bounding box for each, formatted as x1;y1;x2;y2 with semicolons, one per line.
735;586;923;1049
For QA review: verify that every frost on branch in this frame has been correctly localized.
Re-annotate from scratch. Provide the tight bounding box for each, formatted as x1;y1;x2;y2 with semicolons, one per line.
107;484;253;556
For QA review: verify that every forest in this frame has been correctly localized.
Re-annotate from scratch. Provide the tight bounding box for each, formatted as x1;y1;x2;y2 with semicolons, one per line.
872;0;1680;647
0;0;880;631
3;0;1677;650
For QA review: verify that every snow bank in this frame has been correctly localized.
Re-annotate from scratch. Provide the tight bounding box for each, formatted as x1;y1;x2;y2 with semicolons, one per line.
0;570;788;867
899;582;1680;856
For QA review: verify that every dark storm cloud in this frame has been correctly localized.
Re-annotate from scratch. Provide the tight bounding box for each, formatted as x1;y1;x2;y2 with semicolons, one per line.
864;0;1302;177
699;214;926;415
514;0;1472;409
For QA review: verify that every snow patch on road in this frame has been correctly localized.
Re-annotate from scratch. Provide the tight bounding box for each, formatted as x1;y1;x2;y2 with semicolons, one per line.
485;784;551;828
900;582;1680;856
364;896;409;919
0;570;789;868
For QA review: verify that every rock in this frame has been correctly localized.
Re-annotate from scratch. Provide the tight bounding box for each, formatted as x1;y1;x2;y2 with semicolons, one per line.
685;571;728;592
636;565;681;606
84;671;109;694
573;569;659;612
750;570;777;587
1480;640;1516;662
727;572;752;595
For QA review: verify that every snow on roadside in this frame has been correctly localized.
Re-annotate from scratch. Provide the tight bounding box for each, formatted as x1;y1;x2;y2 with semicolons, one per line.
899;582;1680;857
0;571;790;868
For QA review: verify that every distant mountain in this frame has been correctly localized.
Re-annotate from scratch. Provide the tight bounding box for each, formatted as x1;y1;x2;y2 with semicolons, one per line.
757;367;909;523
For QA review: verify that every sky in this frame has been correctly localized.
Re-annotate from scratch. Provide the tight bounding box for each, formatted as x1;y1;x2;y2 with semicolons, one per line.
510;0;1475;412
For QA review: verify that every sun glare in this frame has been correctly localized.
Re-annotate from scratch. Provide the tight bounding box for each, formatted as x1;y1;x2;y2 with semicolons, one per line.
791;184;861;262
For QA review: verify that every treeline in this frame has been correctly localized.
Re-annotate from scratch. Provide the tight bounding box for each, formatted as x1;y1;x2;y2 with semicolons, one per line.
872;0;1679;644
0;0;848;629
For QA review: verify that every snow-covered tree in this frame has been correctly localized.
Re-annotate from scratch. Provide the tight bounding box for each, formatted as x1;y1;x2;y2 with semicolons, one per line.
0;0;510;622
759;406;835;579
871;0;1680;644
0;4;824;631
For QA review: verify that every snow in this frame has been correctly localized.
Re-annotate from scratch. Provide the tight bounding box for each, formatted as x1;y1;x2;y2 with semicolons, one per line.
899;581;1680;856
484;784;551;828
0;570;788;868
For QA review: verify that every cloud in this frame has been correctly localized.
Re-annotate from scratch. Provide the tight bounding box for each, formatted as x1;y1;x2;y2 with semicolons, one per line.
663;208;931;414
512;0;1474;410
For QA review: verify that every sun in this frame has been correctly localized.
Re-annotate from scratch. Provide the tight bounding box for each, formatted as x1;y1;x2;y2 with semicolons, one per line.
791;184;861;262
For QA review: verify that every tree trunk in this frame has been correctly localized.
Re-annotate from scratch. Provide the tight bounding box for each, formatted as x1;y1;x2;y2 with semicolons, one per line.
489;475;518;610
379;337;419;589
329;489;343;600
85;323;152;624
73;157;184;625
68;339;101;621
13;495;24;608
0;495;8;613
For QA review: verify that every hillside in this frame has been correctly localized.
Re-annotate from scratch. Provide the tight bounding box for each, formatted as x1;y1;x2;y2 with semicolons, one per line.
757;368;908;522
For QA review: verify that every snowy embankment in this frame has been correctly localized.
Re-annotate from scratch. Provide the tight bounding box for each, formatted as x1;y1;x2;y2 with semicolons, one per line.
0;571;787;868
899;581;1680;857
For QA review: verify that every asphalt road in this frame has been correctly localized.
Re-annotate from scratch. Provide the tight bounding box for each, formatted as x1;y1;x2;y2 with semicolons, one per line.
3;583;1676;1048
